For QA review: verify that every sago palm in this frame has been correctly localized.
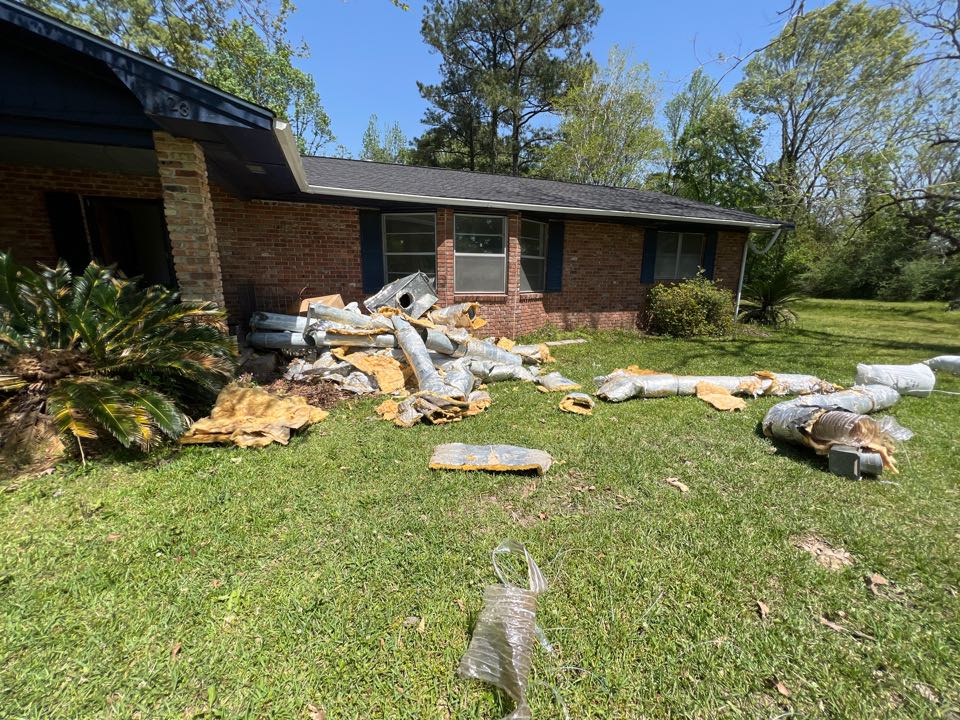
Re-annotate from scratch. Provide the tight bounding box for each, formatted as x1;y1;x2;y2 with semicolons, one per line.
0;253;236;457
738;267;804;328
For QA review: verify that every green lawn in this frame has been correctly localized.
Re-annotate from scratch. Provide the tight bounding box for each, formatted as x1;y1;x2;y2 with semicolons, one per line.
2;299;959;719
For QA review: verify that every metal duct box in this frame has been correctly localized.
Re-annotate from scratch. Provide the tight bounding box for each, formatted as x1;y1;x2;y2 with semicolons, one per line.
363;272;438;319
828;444;884;480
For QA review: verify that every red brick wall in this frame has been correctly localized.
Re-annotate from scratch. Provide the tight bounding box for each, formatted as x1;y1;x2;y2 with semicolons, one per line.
154;132;224;306
211;188;364;326
0;158;749;337
0;163;162;269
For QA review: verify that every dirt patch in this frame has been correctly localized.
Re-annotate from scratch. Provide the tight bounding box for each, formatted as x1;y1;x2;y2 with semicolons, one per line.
792;533;854;570
264;378;349;410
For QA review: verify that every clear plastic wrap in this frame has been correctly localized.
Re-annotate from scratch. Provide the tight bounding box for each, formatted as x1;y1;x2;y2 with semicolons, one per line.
458;541;549;720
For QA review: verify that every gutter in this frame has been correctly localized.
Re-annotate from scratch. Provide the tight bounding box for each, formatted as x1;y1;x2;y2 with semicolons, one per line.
272;121;785;231
733;226;785;320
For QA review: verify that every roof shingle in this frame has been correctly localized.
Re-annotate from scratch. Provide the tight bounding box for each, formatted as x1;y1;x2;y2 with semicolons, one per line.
300;156;788;228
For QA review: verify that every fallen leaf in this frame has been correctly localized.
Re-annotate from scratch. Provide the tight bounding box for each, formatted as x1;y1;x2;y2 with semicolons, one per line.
170;642;182;660
230;457;242;464
756;600;770;620
454;598;466;611
105;532;121;542
307;703;326;720
210;579;223;588
773;680;792;698
402;615;421;628
818;615;875;641
865;573;890;596
664;477;689;493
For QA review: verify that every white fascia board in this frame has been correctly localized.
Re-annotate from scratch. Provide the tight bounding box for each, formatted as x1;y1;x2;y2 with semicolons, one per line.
272;121;782;231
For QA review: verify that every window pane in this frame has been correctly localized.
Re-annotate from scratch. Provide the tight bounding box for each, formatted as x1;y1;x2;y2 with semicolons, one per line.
519;235;544;257
385;253;436;278
677;233;704;278
455;255;505;292
385;214;434;234
456;215;504;237
520;257;545;292
385;232;435;253
455;232;504;254
654;232;679;279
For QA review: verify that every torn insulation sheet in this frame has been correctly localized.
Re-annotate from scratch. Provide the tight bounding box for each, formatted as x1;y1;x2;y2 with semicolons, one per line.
535;371;581;393
430;443;553;475
559;392;594;415
695;381;747;411
180;383;328;448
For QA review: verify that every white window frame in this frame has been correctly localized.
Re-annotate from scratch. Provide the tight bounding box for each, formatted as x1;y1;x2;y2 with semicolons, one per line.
453;213;507;294
519;219;547;293
382;212;437;285
654;231;705;281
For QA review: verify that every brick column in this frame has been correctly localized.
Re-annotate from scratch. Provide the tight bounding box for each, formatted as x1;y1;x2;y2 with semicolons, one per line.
153;131;225;306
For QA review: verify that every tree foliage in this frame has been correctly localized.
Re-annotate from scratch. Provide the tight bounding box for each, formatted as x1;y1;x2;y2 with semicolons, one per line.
417;0;601;176
23;0;334;153
736;0;915;219
654;69;766;211
361;115;412;164
541;47;662;187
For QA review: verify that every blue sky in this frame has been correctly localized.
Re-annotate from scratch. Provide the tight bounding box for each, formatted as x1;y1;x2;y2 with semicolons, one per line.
293;0;830;156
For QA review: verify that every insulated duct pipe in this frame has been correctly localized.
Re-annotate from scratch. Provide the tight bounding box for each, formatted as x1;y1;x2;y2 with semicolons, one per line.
734;226;784;321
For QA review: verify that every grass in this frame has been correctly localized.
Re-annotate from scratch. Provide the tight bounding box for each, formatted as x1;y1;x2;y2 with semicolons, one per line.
1;298;959;719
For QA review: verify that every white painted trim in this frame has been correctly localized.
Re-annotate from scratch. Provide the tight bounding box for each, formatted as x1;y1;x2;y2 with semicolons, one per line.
272;120;784;231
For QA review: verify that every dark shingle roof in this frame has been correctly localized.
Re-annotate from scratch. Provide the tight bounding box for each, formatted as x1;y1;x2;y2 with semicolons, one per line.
300;156;787;228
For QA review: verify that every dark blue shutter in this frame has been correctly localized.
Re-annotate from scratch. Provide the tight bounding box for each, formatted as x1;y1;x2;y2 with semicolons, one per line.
640;229;658;283
544;221;564;292
702;230;718;279
359;209;383;293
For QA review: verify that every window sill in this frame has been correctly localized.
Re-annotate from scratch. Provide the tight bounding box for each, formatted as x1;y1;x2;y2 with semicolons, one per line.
519;292;545;300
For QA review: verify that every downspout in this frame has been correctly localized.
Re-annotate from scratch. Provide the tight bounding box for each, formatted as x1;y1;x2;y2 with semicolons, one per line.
733;226;785;321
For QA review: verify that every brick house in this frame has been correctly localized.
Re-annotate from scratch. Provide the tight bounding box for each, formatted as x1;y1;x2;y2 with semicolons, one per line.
0;1;790;337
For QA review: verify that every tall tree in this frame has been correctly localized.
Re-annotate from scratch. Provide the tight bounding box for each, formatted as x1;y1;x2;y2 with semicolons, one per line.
735;0;915;219
655;69;766;210
540;47;662;187
23;0;334;153
418;0;601;176
360;114;412;164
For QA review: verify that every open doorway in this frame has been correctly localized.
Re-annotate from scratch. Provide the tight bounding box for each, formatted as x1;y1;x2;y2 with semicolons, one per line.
45;192;176;288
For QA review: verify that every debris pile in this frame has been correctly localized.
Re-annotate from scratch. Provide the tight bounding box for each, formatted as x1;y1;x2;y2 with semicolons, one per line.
246;273;559;427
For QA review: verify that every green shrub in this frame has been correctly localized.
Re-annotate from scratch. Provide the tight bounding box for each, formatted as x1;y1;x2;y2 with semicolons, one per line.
0;254;236;466
647;275;734;338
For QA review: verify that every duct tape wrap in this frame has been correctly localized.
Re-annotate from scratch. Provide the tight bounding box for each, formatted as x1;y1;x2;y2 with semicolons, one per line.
461;339;524;366
424;328;465;356
458;541;550;720
855;363;936;397
466;360;539;383
438;359;476;400
392;315;455;395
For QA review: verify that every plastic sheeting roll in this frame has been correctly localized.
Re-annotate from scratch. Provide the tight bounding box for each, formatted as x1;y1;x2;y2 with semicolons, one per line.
925;355;960;374
855;362;936;397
